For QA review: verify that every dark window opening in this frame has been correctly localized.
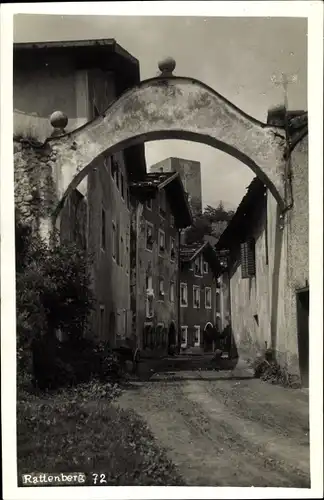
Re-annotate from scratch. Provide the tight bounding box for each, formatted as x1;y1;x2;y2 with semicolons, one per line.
146;223;154;251
215;292;221;313
241;238;256;279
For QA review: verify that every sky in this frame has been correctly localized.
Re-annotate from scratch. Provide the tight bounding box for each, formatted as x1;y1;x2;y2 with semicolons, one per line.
14;14;307;209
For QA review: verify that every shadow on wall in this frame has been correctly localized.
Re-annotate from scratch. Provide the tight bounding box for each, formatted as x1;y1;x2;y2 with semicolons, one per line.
270;205;284;356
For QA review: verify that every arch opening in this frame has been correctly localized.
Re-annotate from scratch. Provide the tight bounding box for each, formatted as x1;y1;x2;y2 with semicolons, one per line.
49;75;287;219
54;129;285;219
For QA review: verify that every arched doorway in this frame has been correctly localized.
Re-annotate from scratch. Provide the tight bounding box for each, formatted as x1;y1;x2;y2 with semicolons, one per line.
48;59;287;222
168;321;177;355
203;322;214;352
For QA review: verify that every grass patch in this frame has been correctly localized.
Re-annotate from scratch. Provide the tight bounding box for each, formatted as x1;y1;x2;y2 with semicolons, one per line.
17;381;184;486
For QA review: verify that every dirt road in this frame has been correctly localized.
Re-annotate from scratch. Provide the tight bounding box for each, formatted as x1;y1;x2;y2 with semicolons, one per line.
117;366;310;487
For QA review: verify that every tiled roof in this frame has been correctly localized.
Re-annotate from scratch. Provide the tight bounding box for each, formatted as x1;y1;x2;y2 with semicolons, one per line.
130;172;176;190
180;242;207;262
215;177;265;250
130;171;193;228
181;241;223;276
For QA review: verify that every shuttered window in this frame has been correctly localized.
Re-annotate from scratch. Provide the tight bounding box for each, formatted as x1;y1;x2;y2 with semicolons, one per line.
241;238;256;278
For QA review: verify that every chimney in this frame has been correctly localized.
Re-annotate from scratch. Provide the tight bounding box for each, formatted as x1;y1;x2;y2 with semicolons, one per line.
267;104;287;126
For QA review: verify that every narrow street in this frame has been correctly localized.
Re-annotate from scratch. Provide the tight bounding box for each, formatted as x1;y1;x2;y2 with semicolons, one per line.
117;364;310;487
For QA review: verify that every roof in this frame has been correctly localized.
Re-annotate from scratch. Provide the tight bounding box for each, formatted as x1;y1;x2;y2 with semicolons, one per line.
180;241;223;276
203;234;220;246
130;172;193;228
267;105;307;130
215;177;266;250
14;38;140;92
14;39;146;180
180;242;207;262
267;106;308;156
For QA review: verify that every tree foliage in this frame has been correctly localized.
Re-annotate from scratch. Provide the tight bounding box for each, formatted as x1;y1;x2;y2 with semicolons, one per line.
184;201;234;244
15;214;95;354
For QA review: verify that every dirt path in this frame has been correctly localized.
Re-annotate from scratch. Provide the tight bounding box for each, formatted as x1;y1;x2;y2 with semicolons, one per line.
116;368;310;487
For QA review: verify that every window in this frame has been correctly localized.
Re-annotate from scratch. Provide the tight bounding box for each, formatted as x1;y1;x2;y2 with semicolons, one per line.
194;256;203;276
193;325;201;347
170;237;176;261
99;305;105;339
146;222;154;251
146;274;153;291
143;322;153;349
216;291;221;313
170;215;175;227
241;238;256;278
158;278;165;301
170;282;175;303
193;285;201;308
181;326;188;348
189;261;194;271
146;198;153;210
146;295;154;319
146;275;154;318
101;208;106;251
205;287;212;309
121;173;125;199
180;283;188;307
159;191;167;218
112;221;117;260
203;260;209;274
158;229;165;255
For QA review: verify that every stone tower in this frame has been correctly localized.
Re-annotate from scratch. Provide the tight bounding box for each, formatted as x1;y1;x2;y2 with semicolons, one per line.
149;157;202;216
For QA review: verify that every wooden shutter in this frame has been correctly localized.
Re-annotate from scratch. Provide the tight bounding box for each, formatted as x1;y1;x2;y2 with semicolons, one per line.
241;239;256;278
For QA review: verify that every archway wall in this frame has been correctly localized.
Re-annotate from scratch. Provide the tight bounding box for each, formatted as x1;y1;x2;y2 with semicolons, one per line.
48;76;287;212
227;134;308;377
268;134;309;373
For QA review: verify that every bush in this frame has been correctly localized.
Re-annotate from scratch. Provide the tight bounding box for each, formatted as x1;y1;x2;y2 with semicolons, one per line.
253;350;301;388
15;214;95;387
30;336;125;391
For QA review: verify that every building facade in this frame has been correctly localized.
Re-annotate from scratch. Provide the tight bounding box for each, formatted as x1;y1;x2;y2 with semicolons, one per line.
216;111;309;387
129;172;192;354
179;242;221;352
150;157;203;216
13;39;146;347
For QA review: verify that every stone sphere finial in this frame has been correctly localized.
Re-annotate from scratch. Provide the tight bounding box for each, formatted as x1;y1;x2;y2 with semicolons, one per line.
50;111;68;136
158;57;176;76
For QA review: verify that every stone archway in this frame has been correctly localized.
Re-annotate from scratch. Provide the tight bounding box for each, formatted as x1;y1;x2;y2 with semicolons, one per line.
46;58;288;221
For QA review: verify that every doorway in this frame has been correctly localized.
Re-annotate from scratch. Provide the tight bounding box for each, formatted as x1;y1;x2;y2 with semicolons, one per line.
168;322;176;354
296;288;309;388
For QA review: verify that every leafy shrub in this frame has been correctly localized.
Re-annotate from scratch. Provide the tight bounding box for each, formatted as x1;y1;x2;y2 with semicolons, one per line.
253;350;301;388
15;213;95;387
30;335;125;391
